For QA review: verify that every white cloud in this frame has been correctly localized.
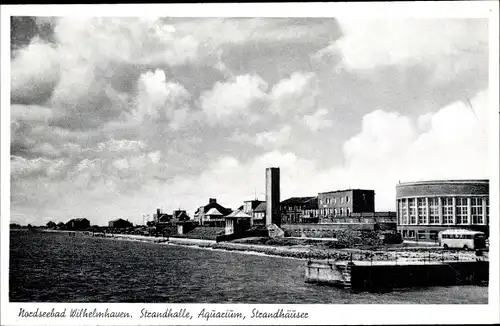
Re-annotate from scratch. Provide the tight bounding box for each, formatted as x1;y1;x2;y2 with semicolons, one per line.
200;72;319;125
269;72;317;115
97;139;147;153
199;74;269;123
317;19;488;75
255;125;292;148
54;17;201;67
31;142;62;158
11;38;60;103
303;108;333;131
332;90;489;210
11;156;48;176
113;158;130;170
136;69;191;120
11;104;54;123
148;151;162;164
11;156;69;179
230;125;293;151
417;112;434;131
343;110;417;163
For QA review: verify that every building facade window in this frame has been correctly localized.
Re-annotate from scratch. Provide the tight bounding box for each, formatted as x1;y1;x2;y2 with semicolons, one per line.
396;199;403;225
397;200;402;225
471;197;483;224
456;197;468;224
428;197;439;224
442;197;453;224
417;230;426;240
408;198;416;224
417;198;427;224
486;197;489;222
402;199;408;224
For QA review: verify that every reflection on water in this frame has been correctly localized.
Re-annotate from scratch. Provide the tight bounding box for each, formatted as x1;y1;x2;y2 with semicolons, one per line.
10;231;487;303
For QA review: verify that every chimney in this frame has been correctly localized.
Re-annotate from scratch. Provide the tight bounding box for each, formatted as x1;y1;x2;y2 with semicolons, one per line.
157;208;161;217
209;198;217;204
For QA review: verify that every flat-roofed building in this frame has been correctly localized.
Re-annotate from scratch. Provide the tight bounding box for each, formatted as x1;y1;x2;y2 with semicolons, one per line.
318;189;375;222
396;179;489;242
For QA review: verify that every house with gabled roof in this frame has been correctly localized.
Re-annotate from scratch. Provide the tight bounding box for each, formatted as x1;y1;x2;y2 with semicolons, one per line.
224;209;252;235
253;202;267;226
194;198;232;226
66;217;90;230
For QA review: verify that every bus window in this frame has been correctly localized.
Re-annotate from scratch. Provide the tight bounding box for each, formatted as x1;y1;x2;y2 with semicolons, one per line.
430;231;438;240
418;230;426;240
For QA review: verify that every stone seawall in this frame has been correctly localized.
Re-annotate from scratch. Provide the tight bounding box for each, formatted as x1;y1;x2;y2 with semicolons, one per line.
305;260;489;291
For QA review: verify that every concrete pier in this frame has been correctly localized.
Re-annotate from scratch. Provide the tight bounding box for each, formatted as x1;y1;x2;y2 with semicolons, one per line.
305;259;489;291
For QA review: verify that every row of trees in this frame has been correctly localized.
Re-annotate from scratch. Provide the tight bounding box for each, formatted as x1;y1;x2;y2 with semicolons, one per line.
10;222;67;229
46;221;66;229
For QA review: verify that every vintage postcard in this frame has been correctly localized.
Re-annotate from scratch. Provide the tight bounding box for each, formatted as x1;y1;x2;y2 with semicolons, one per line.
1;2;499;325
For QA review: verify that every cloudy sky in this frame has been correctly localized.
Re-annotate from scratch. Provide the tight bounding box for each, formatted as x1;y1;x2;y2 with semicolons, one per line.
10;17;490;226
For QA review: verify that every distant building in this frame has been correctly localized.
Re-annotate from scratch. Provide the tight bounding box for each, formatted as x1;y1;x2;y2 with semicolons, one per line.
396;179;489;242
281;197;319;224
176;220;197;235
154;209;173;224
243;200;265;215
66;218;90;230
318;189;375;222
242;199;265;226
172;210;190;221
108;218;133;229
194;198;232;226
225;209;252;235
253;202;267;226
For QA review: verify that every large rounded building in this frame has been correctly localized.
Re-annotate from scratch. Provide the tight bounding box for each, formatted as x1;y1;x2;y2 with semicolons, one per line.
396;179;489;241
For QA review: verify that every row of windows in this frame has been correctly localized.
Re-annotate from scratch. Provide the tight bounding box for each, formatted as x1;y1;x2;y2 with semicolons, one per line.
398;197;488;225
442;234;474;239
401;230;439;240
319;207;350;216
319;196;350;205
283;205;306;211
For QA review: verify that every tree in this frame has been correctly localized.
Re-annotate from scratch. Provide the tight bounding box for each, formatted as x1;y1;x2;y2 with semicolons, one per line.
46;221;56;228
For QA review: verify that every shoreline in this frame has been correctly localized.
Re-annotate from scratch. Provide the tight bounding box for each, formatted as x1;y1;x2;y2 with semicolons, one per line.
29;229;487;263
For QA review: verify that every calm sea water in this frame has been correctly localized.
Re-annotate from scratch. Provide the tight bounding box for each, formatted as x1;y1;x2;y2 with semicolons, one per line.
10;231;487;303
